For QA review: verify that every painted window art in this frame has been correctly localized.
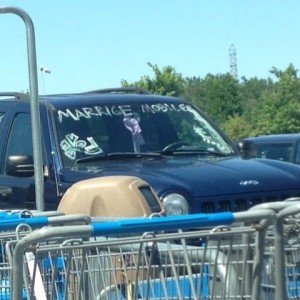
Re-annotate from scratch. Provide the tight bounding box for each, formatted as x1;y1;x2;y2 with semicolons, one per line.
55;102;232;165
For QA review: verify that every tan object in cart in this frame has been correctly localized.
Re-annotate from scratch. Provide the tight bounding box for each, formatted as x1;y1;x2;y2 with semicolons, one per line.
57;176;164;217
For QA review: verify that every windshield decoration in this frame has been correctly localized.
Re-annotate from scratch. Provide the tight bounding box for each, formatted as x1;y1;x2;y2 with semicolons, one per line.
194;127;219;148
123;113;145;153
57;106;132;121
60;133;103;160
141;103;191;113
56;102;233;165
57;103;192;122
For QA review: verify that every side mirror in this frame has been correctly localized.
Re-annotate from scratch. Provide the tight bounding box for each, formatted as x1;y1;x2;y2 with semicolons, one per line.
237;141;256;159
6;155;34;177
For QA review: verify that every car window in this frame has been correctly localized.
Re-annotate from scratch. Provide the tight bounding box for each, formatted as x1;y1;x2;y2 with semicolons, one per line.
55;101;233;166
5;113;33;158
295;143;300;164
256;143;293;162
3;113;33;176
3;113;47;176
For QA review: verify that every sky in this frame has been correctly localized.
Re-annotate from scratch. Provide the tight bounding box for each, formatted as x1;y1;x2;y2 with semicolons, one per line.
0;1;300;95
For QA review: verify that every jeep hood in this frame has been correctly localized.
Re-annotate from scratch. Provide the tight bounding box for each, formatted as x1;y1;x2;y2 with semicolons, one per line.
60;156;300;197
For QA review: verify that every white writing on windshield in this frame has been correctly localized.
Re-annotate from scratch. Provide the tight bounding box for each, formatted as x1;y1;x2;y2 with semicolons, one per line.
57;103;191;122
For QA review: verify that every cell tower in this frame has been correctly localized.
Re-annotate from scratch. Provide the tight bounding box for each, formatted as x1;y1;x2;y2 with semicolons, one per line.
229;44;238;80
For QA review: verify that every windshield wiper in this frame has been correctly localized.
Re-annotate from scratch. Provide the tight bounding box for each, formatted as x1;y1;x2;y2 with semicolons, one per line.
76;152;165;163
158;148;232;157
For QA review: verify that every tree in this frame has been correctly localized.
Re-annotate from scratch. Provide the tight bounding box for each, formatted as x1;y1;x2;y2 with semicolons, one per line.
121;63;185;96
184;73;242;125
239;76;273;126
253;64;300;135
182;76;207;110
221;114;254;141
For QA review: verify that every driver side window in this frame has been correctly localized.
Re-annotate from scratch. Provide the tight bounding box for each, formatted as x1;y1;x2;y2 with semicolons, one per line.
4;113;33;175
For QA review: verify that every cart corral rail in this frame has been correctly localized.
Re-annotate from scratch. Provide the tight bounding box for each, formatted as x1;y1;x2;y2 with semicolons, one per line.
5;207;278;299
0;200;292;299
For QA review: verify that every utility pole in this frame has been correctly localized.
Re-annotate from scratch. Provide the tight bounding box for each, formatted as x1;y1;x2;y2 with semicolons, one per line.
229;44;238;80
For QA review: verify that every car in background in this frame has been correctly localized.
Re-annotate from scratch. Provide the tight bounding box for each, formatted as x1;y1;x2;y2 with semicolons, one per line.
237;134;300;164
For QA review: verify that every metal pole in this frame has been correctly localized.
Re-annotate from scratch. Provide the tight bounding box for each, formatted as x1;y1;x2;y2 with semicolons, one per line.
0;6;44;211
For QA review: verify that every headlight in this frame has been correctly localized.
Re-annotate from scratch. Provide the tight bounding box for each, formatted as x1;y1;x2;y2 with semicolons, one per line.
162;193;189;215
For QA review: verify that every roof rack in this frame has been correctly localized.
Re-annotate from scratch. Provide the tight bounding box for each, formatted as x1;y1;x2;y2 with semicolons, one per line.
83;87;151;95
0;92;27;100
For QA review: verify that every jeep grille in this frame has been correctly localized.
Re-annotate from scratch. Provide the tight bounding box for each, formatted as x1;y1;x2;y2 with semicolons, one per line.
199;190;300;213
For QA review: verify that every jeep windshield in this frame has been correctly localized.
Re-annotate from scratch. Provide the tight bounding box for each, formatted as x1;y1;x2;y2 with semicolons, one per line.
54;100;234;166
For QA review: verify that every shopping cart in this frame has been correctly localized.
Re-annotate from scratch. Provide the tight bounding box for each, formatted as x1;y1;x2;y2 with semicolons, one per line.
0;210;91;300
11;210;276;300
249;199;300;300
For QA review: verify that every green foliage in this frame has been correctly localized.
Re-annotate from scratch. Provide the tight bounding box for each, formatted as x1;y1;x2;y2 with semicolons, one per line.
197;73;242;124
252;64;300;135
182;76;206;109
221;115;254;141
239;77;273;125
121;62;300;140
121;63;185;96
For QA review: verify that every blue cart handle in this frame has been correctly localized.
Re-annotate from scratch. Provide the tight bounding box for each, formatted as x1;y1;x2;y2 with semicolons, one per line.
0;216;49;230
91;212;235;235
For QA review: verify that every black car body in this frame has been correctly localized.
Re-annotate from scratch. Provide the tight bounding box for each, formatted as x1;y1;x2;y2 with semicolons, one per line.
1;90;300;214
238;134;300;164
